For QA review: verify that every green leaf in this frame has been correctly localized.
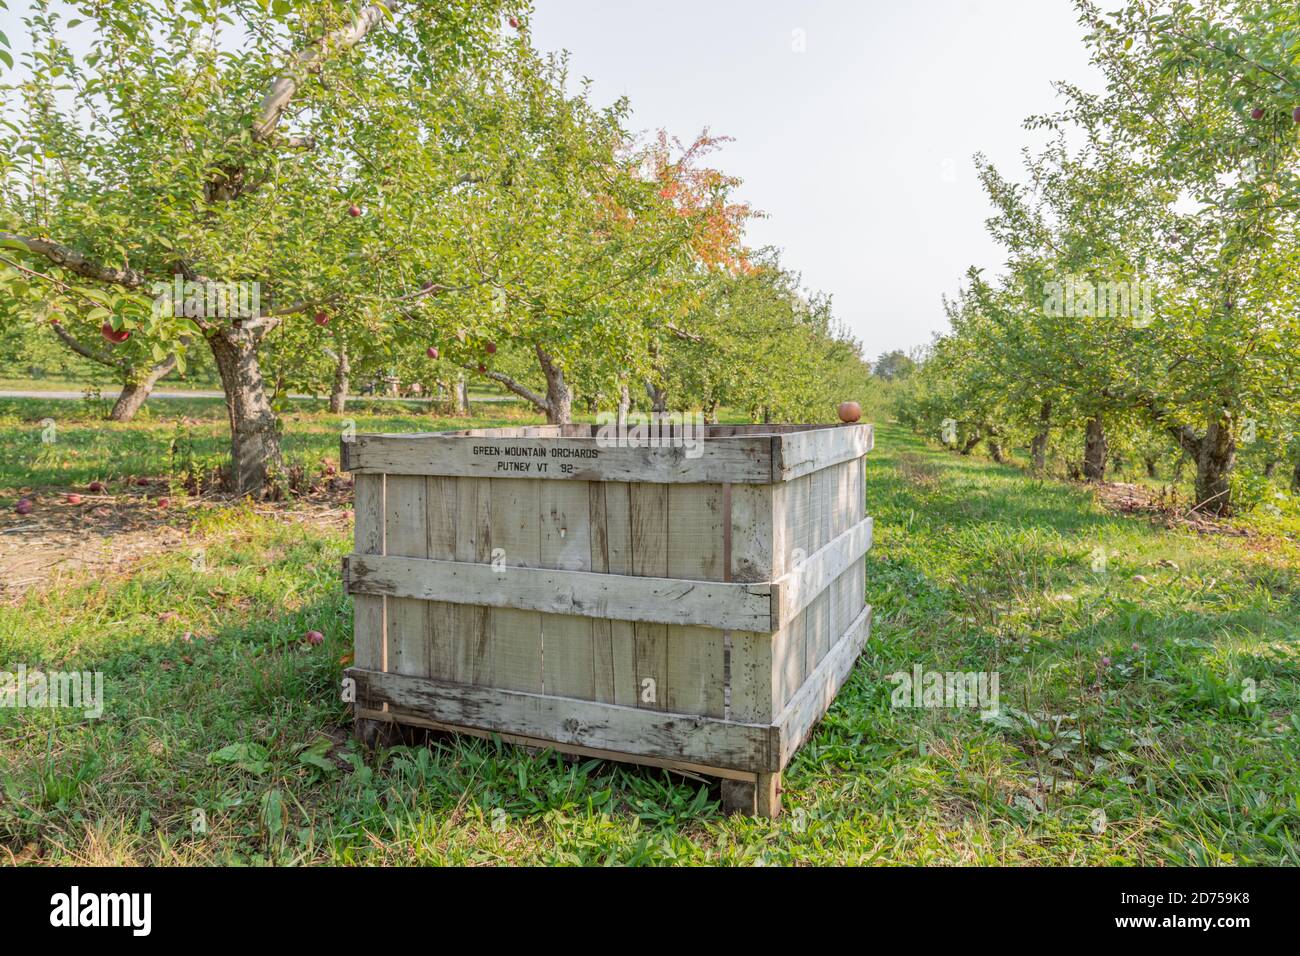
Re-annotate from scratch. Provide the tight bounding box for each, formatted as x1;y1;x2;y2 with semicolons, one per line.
207;742;272;775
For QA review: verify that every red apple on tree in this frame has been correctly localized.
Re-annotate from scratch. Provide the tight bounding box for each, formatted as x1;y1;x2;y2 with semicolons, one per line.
485;341;497;355
477;362;488;373
1293;105;1300;124
837;401;862;423
348;204;362;217
100;322;130;344
508;15;520;28
426;346;440;359
313;311;329;326
1251;107;1265;120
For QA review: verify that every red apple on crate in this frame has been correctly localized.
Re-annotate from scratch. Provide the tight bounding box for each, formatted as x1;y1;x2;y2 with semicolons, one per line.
837;401;862;423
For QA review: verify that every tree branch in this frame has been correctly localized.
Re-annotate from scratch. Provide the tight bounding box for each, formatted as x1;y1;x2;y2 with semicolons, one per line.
49;322;127;370
0;233;150;288
460;363;550;411
252;3;399;142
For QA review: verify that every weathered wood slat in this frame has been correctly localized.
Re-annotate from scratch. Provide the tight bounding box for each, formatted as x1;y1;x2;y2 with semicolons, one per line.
486;478;543;692
425;475;462;682
344;553;774;631
345;434;775;484
771;424;873;482
602;483;638;706
665;484;725;718
348;668;779;772
630;482;669;711
541;482;595;699
384;475;428;677
774;604;872;769
354;706;759;782
351;474;385;672
772;515;873;627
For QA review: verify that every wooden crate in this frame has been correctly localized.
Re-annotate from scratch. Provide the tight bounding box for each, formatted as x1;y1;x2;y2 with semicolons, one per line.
341;422;873;817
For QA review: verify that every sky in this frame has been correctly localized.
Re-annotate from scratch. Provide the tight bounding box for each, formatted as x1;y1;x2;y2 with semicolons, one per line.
529;0;1101;360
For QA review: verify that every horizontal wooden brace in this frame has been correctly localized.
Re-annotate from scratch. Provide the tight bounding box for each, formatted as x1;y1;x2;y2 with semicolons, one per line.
343;553;775;632
770;516;873;627
772;424;873;482
773;603;872;769
354;707;759;782
342;434;775;484
347;668;780;773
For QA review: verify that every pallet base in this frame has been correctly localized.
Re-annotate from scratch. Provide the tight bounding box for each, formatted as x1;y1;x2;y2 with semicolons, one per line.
354;706;783;817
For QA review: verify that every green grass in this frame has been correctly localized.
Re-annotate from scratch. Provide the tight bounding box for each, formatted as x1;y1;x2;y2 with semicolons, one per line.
0;408;1296;865
0;396;533;498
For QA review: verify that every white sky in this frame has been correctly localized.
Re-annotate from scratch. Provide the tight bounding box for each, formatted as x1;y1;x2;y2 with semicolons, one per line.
530;0;1100;359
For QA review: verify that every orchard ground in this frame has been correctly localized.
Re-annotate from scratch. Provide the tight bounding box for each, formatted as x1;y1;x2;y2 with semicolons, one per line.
0;399;1297;865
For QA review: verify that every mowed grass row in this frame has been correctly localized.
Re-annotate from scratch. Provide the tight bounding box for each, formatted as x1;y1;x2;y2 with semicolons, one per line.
0;408;1297;864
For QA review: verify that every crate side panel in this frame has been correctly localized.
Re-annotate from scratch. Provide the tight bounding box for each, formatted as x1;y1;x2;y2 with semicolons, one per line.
665;483;726;718
352;473;386;672
385;475;429;677
540;481;596;699
486;478;544;692
419;476;463;682
630;482;669;711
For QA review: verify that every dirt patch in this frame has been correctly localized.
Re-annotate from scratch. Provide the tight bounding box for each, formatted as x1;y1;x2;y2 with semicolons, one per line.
0;484;355;604
1092;481;1253;537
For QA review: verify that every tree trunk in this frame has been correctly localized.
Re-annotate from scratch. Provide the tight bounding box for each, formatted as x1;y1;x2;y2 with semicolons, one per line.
959;430;982;455
1292;461;1300;494
988;439;1006;463
1192;413;1235;515
109;353;178;422
1030;401;1051;472
617;383;631;429
644;380;668;415
207;328;283;496
329;345;349;414
704;397;719;425
1083;417;1107;481
1145;456;1158;478
537;345;571;425
1263;459;1278;479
